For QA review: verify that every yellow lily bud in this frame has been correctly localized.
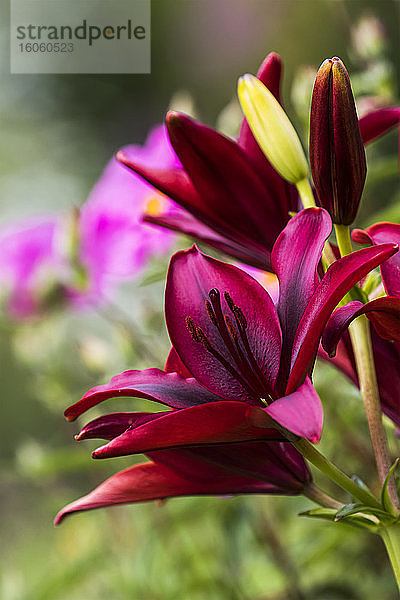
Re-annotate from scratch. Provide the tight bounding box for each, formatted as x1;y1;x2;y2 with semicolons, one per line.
238;74;308;184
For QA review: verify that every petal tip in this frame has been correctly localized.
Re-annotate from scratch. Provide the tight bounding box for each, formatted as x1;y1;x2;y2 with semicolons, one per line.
64;411;76;422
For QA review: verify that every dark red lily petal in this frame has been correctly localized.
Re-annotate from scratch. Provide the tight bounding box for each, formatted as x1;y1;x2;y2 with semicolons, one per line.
323;298;400;358
166;246;282;402
371;334;400;427
366;298;400;340
92;401;284;459
265;378;323;443
272;208;332;386
166;111;284;249
116;154;200;213
359;107;400;144
353;223;400;297
143;210;269;271
165;347;192;378
151;442;310;492
319;332;400;428
54;459;283;525
287;243;398;393
64;368;222;422
318;334;358;386
254;51;282;103
76;411;169;441
322;301;363;358
118;142;275;271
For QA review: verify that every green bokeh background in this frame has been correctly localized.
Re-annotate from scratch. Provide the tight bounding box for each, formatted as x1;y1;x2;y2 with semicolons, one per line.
1;1;399;598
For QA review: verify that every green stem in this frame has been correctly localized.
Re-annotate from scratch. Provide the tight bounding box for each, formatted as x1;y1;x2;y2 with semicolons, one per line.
296;177;316;209
294;438;381;508
380;526;400;591
303;482;342;509
334;223;354;257
335;224;399;509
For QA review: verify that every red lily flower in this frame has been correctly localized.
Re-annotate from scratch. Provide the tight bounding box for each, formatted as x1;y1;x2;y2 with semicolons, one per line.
117;53;299;271
55;208;397;523
117;53;398;271
321;222;400;425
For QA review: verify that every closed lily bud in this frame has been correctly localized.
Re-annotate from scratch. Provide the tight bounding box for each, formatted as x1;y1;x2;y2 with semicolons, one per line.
309;57;367;225
238;74;308;184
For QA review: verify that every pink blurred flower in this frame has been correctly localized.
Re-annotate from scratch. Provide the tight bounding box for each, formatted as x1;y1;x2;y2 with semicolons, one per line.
0;216;65;318
0;125;181;318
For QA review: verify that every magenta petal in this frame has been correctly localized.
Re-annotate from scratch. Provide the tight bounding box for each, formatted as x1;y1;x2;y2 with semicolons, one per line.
265;378;323;443
322;301;364;357
365;297;400;340
117;152;203;215
92;401;283;459
166;246;282;402
166;111;284;249
272;208;332;382
165;347;192;378
287;243;398;393
323;299;400;357
253;51;282;103
318;334;358;387
359;107;400;144
371;334;400;427
152;442;310;492
64;368;222;422
353;223;400;297
54;459;278;524
76;411;170;441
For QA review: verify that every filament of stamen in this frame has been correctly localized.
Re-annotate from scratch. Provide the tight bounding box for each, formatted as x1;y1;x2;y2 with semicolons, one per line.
208;289;263;396
225;291;275;398
186;319;256;392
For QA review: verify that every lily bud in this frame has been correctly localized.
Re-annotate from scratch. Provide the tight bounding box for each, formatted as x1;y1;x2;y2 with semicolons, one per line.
238;74;308;184
309;57;367;225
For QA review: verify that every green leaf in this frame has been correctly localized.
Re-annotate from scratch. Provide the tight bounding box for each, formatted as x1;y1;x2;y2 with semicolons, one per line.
299;508;336;522
381;458;400;516
334;503;393;523
299;508;378;532
334;503;363;521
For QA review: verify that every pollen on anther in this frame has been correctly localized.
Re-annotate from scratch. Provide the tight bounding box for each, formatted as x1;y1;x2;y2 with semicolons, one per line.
185;316;200;342
224;291;235;311
205;300;217;325
234;306;247;329
195;327;212;351
225;314;238;341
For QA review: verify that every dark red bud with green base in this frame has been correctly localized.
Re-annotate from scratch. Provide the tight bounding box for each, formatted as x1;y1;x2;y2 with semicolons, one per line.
310;57;367;225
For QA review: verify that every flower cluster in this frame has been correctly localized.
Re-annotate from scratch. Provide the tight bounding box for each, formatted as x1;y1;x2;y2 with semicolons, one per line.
54;52;400;527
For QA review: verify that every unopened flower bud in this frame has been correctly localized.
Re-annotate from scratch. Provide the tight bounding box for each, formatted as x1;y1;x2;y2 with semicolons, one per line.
238;74;308;184
309;57;367;225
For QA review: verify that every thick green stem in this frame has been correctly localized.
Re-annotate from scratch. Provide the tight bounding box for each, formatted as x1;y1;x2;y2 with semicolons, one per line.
294;438;381;508
380;526;400;591
296;177;316;209
303;482;342;509
335;224;399;509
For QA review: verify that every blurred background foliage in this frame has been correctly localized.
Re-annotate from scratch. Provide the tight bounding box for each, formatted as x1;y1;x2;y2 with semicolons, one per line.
1;0;399;598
